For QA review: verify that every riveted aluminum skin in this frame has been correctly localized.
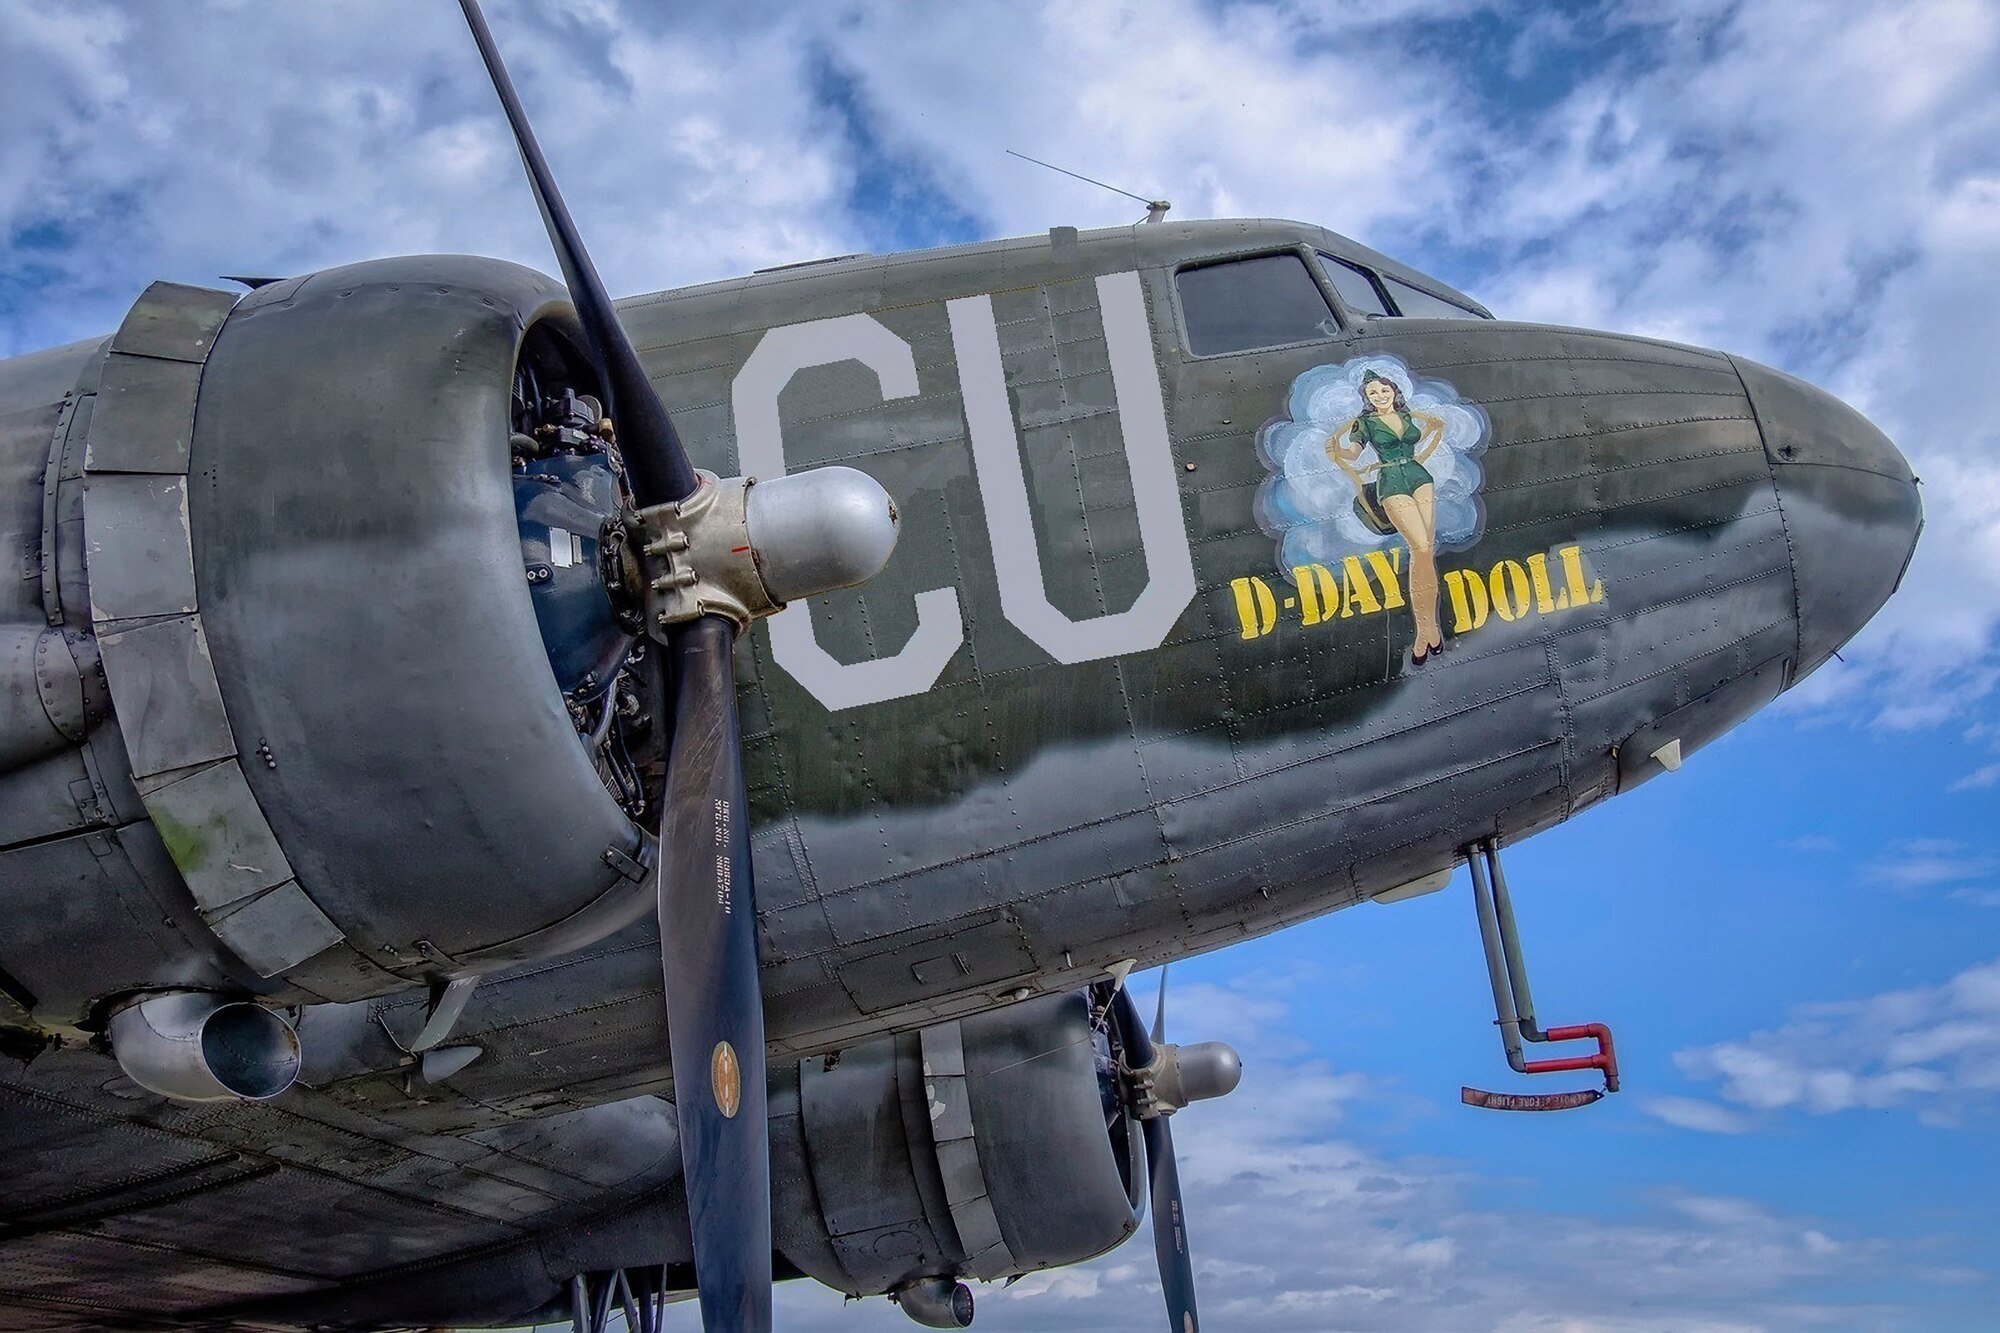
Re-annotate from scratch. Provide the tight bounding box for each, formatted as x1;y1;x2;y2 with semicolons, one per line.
0;625;105;769
1734;354;1924;681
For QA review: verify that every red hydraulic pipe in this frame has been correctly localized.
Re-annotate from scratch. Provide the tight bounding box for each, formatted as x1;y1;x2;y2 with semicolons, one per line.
1524;1023;1618;1092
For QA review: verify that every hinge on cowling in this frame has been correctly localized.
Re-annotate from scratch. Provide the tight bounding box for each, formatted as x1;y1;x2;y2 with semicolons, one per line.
602;842;653;883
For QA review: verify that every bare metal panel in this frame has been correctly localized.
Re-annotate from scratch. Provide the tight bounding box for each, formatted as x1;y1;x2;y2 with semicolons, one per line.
834;914;1035;1014
0;824;242;1022
84;354;203;473
0;403;61;624
0;1087;222;1218
85;1167;519;1279
81;474;197;622
104;281;236;364
94;615;235;778
205;879;344;978
0;749;102;851
135;758;294;915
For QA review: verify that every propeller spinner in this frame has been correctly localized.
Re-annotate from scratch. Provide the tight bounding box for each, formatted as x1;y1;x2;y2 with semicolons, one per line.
457;4;897;1327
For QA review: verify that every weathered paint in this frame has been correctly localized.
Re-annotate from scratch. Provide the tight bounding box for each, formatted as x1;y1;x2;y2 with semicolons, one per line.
0;216;1921;1329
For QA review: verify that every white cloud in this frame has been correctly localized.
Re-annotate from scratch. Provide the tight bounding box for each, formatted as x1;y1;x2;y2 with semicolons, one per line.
823;0;1472;243
0;0;863;356
1638;1094;1755;1135
1676;956;2000;1125
1865;839;1999;892
1448;2;2000;724
1950;761;2000;792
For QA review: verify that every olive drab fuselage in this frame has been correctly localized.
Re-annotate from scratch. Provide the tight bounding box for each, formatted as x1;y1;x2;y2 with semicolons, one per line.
0;217;1920;1330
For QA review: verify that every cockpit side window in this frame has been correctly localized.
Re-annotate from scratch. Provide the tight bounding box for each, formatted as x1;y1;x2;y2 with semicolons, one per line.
1175;253;1338;356
1380;274;1485;320
1315;252;1390;317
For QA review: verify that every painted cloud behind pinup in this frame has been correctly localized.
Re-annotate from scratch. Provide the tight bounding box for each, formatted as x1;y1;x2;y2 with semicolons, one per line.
1255;354;1491;578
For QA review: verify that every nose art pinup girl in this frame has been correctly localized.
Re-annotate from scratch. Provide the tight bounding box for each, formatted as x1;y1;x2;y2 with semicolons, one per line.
1327;370;1447;664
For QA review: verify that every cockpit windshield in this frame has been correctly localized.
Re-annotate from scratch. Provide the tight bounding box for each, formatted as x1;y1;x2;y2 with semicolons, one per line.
1176;253;1338;355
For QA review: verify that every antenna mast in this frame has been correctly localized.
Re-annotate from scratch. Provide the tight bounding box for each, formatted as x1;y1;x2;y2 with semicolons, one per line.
1006;149;1170;224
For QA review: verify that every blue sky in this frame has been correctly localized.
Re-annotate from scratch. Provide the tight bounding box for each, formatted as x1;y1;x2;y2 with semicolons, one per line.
4;1;1998;1328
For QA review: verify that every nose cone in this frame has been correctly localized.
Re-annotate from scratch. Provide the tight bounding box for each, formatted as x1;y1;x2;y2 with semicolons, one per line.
1733;356;1923;682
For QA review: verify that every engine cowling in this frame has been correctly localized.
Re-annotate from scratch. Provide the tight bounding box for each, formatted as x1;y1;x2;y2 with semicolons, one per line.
0;258;660;1018
184;258;655;997
769;990;1144;1299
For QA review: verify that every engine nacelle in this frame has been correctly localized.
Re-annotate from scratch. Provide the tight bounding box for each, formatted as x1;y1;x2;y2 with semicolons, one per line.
0;259;663;1019
770;990;1144;1299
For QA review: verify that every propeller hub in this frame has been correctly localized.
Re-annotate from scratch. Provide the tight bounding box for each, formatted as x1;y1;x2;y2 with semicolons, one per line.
1139;1040;1244;1115
634;466;899;635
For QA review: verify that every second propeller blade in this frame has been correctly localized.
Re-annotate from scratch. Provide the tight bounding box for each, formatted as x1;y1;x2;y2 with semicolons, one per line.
657;617;773;1332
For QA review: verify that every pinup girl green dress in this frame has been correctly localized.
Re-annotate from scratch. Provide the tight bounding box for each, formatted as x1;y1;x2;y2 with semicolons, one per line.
1351;411;1432;499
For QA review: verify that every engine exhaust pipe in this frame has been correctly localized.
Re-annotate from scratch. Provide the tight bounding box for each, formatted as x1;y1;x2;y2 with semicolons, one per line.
891;1277;974;1328
108;991;301;1102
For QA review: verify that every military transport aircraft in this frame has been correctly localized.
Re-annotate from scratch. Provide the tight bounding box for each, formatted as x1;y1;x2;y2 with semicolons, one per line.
0;3;1922;1331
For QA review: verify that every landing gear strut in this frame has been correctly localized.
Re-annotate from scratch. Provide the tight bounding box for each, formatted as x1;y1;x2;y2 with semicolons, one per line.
566;1267;669;1333
1461;839;1619;1112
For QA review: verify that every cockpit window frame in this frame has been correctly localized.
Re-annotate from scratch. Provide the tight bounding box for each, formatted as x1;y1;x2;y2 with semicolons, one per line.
1378;272;1489;321
1168;245;1351;361
1314;251;1393;320
1312;249;1494;322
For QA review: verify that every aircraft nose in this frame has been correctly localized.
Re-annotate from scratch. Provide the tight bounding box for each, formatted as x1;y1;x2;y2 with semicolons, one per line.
1733;356;1923;683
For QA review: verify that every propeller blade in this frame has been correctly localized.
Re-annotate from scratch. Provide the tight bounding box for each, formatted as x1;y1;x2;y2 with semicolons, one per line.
1111;983;1201;1332
456;0;694;507
657;616;772;1332
1110;982;1154;1070
1143;1114;1201;1333
459;6;773;1326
